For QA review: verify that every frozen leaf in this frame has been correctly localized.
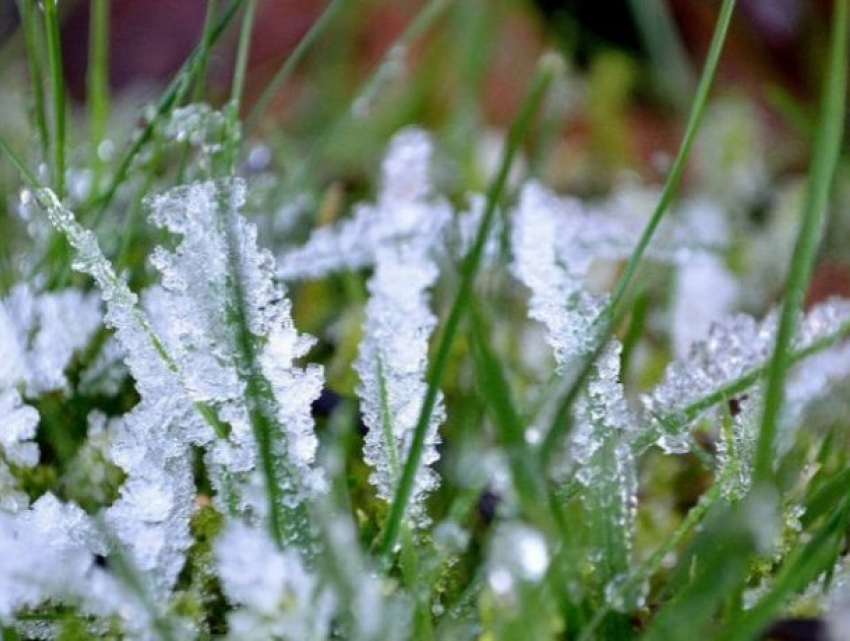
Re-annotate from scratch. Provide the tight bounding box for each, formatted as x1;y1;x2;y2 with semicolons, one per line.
355;244;443;521
511;182;608;366
146;178;326;546
282;129;449;521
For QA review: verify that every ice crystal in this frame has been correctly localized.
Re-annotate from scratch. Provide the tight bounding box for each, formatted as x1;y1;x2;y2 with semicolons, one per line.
355;245;443;517
0;388;39;513
0;494;105;618
643;298;850;456
215;521;335;640
570;342;638;590
0;284;101;394
511;182;608;366
512;183;728;368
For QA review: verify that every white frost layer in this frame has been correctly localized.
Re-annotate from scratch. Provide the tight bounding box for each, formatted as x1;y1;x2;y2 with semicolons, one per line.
643;298;850;456
146;179;326;530
215;521;335;640
0;284;101;394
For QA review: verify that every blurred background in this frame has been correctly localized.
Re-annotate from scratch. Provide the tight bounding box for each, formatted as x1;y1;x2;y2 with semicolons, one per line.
0;0;838;177
0;0;846;303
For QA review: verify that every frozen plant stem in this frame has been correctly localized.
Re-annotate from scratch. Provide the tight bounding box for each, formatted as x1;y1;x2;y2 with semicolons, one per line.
755;0;849;485
377;51;561;559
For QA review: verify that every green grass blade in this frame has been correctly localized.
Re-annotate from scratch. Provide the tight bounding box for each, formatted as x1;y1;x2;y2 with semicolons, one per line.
754;0;849;485
43;0;66;199
605;0;736;318
87;0;110;188
17;0;49;159
224;0;257;172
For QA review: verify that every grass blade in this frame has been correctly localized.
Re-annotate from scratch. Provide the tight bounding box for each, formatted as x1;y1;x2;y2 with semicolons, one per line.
754;0;849;485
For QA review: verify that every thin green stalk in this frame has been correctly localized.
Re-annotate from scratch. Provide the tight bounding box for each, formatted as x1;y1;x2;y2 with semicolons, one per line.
604;0;735;318
190;0;219;104
754;0;848;485
223;0;257;172
18;0;49;159
245;0;349;133
43;0;66;199
174;0;219;184
377;52;562;559
88;0;110;188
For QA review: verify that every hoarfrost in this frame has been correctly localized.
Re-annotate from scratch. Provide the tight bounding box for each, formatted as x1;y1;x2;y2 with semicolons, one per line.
511;182;607;366
0;494;105;618
281;128;449;521
355;246;443;518
146;179;327;531
643;298;850;457
215;521;335;640
510;184;639;582
0;284;101;394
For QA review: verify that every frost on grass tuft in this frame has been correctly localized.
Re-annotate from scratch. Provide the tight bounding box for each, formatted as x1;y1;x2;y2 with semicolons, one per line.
281;128;449;522
39;180;326;598
146;178;326;534
215;521;335;640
